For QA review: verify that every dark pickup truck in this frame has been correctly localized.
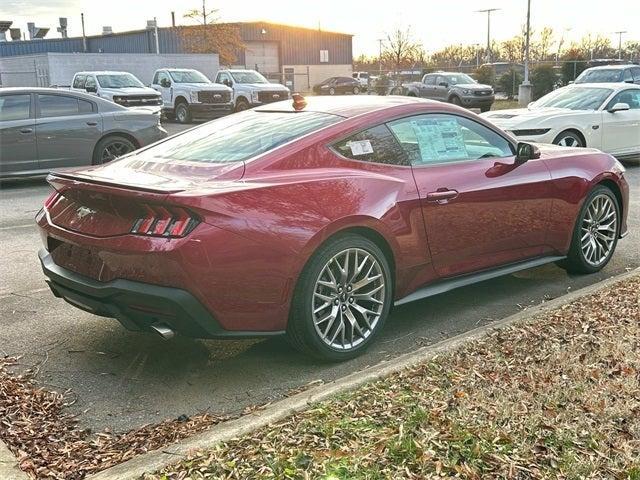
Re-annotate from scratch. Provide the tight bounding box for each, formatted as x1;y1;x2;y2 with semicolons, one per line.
402;72;494;112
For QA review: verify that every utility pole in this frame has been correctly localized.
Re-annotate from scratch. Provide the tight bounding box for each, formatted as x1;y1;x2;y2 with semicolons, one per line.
476;8;500;63
202;0;207;26
518;0;533;106
80;12;87;52
153;17;160;54
614;31;627;60
377;38;384;77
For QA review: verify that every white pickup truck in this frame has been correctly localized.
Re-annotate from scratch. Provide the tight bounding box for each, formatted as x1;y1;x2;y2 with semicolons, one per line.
70;71;162;114
151;68;233;123
214;69;291;112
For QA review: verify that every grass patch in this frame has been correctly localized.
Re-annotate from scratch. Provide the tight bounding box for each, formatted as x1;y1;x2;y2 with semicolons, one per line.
149;275;640;479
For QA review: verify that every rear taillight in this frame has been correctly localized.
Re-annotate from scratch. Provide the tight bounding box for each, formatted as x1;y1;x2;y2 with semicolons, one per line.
44;191;59;210
131;204;199;238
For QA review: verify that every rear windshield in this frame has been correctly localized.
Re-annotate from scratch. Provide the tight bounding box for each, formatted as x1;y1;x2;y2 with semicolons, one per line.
575;69;623;83
144;110;342;163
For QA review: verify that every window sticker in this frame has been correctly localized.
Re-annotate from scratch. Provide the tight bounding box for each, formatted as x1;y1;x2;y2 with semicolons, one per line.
411;118;469;162
348;140;374;156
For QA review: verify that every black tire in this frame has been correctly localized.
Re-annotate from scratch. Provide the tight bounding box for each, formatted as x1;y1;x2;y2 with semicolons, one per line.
480;105;491;113
175;101;192;124
328;87;336;96
558;185;620;274
235;98;251;112
92;135;136;165
552;130;584;148
353;86;360;95
287;233;393;361
449;95;462;106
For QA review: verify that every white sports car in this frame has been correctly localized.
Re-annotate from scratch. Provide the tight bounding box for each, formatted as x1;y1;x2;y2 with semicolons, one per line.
481;83;640;163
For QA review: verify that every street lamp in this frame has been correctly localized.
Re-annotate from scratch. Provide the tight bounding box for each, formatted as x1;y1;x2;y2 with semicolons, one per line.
518;0;532;106
556;27;571;65
614;31;627;60
475;8;500;63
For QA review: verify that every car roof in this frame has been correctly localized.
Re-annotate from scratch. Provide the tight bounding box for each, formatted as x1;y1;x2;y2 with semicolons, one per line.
75;71;133;75
162;68;198;71
255;95;439;118
0;87;99;97
568;82;640;91
425;72;470;75
584;64;634;71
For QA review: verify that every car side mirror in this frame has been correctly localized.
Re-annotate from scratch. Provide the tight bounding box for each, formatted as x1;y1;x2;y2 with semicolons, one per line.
222;79;232;87
85;85;97;93
608;102;630;113
438;82;448;87
160;79;171;88
516;142;540;162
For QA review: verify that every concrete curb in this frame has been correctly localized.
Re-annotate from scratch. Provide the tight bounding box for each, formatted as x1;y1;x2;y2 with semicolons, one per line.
0;440;29;480
79;268;635;479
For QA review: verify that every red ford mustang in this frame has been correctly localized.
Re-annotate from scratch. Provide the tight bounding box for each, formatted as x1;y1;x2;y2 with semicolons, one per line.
37;96;629;361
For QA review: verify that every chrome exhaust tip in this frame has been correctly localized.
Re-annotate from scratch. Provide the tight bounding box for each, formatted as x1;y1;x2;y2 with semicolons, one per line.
150;323;175;340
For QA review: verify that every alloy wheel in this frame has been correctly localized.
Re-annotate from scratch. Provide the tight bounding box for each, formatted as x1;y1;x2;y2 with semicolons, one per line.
101;141;133;163
312;248;386;351
580;194;617;266
556;135;581;147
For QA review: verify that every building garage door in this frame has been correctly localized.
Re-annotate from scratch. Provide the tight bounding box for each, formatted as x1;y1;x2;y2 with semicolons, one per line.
244;41;279;74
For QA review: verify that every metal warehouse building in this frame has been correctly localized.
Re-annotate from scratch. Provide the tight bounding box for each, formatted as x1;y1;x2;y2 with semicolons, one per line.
0;21;353;92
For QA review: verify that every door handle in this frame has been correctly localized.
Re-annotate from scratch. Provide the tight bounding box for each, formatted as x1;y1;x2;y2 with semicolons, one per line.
19;128;33;134
425;189;459;203
86;121;98;126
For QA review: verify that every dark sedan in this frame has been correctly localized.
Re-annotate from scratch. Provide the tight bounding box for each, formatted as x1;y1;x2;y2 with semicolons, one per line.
313;77;362;95
0;88;167;178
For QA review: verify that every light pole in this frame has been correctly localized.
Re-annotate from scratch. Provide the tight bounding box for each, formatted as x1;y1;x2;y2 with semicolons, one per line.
518;0;533;106
614;31;627;60
556;27;571;65
476;8;500;63
377;38;384;77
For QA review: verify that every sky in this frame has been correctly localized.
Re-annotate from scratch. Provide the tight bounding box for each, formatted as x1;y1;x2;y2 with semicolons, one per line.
2;0;639;56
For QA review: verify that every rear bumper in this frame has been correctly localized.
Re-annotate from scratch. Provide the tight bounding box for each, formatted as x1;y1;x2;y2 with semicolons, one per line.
39;249;284;339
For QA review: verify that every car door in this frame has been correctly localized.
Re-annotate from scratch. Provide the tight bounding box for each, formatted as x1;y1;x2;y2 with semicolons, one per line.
388;112;554;278
420;75;437;99
601;89;640;155
153;71;173;107
35;93;103;170
433;75;449;101
0;93;38;176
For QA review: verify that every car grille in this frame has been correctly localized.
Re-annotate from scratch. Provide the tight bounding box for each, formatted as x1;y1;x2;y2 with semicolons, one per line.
473;90;493;96
113;95;162;107
198;91;231;103
258;91;286;103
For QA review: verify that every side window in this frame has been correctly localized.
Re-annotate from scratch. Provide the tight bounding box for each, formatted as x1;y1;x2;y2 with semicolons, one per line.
156;71;169;85
78;99;94;113
424;75;436;86
152;72;159;84
608;90;640;110
0;95;31;121
72;75;86;89
623;69;633;82
436;75;446;86
217;72;231;85
38;94;83;118
632;67;640;82
85;76;96;90
388;114;514;166
333;124;409;166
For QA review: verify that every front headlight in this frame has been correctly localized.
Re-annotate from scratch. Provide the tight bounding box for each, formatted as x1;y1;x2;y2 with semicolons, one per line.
510;128;552;136
189;91;199;103
462;89;471;95
251;90;260;103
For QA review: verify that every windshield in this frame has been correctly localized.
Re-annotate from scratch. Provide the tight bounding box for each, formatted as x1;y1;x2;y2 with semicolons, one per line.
96;73;144;88
575;69;624;83
169;70;210;83
446;74;476;85
230;71;269;84
532;87;613;110
140;111;341;163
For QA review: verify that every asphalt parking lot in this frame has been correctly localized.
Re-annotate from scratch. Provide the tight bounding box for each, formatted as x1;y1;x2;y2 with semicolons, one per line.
0;144;638;434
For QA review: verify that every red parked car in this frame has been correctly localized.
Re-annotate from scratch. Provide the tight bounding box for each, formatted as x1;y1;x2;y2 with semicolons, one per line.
37;96;629;361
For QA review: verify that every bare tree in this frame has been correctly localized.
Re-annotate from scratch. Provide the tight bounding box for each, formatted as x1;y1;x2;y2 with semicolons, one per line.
383;28;423;72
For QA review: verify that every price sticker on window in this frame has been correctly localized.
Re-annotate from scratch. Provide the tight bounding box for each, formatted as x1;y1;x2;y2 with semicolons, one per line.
348;140;374;156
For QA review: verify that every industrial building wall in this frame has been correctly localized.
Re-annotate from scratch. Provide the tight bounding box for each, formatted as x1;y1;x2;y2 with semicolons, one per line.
0;52;221;87
0;54;50;87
